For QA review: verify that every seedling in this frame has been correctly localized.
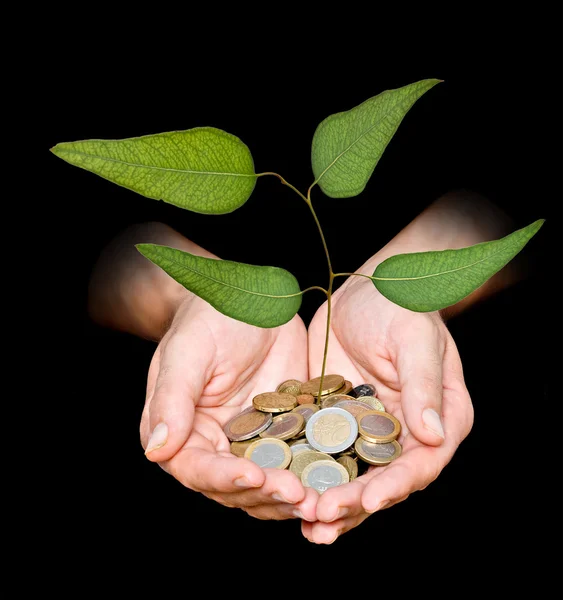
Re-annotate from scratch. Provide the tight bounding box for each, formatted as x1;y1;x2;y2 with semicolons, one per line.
51;79;543;398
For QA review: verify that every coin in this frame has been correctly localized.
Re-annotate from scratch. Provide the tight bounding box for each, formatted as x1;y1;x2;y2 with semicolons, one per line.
289;450;335;479
351;383;377;398
289;441;316;456
253;391;298;413
259;412;305;441
276;379;302;396
333;399;373;418
341;380;354;395
291;404;319;422
300;374;345;396
297;394;316;405
306;407;359;454
230;438;259;457
321;394;356;409
223;409;273;441
244;438;292;469
356;396;386;411
357;410;401;443
301;460;350;493
337;455;359;480
354;438;402;465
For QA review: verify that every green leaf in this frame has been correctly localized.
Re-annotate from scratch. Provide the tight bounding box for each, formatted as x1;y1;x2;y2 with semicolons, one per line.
372;220;544;312
311;79;441;198
51;127;256;214
136;244;302;328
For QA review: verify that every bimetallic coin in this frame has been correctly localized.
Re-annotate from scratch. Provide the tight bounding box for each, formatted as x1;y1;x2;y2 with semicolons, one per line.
355;438;402;465
223;409;273;441
306;407;359;454
321;394;356;409
351;383;377;398
289;441;316;456
253;391;298;413
301;460;350;494
297;394;316;405
337;455;359;480
357;410;401;443
291;404;319;423
259;412;305;441
300;374;345;396
356;396;385;411
276;379;303;396
230;438;259;457
244;438;292;469
333;399;373;418
289;451;334;479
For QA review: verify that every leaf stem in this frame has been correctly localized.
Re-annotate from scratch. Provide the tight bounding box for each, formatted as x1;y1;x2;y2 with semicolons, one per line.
293;285;329;297
333;272;378;281
257;172;309;204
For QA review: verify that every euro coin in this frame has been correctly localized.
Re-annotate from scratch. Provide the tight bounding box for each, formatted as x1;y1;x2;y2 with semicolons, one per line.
223;408;272;441
300;374;345;396
289;450;334;479
357;410;401;444
276;379;302;396
291;403;320;422
341;380;354;395
297;394;316;405
337;455;358;480
356;396;385;411
301;460;350;494
351;383;377;398
244;438;292;469
289;440;316;456
259;412;305;441
306;407;358;454
253;391;297;413
321;393;356;409
354;438;402;465
333;399;373;418
230;438;259;457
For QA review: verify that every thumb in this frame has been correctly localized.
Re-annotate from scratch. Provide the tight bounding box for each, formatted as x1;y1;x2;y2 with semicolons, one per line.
395;320;446;446
143;330;213;462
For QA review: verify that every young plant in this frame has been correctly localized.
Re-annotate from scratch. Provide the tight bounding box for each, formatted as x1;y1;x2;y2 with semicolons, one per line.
51;79;543;399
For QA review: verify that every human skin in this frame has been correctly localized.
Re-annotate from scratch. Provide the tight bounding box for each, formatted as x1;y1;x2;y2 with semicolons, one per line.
88;191;519;536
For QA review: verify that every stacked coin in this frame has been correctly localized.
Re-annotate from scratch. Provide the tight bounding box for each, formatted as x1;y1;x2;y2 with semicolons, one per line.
224;375;402;495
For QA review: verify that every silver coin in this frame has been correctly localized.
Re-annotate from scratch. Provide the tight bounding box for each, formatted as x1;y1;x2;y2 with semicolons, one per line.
246;440;290;469
301;460;350;494
305;407;359;454
351;383;377;398
289;441;315;456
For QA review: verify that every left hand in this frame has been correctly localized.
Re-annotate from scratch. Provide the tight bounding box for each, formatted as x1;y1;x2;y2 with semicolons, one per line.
303;272;474;543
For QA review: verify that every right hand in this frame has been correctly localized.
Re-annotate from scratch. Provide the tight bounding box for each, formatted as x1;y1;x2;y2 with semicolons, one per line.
140;294;318;522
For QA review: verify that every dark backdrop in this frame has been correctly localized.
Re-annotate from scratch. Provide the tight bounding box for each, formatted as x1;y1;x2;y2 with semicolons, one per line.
45;10;561;592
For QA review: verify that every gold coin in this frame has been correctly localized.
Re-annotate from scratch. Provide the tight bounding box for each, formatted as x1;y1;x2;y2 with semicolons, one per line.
321;394;356;409
230;438;259;457
337;455;358;480
357;396;386;411
354;438;402;465
332;399;373;418
244;438;292;469
276;379;303;396
357;410;401;443
341;380;354;395
289;450;335;479
301;460;350;493
259;412;305;440
291;403;320;422
253;391;298;413
297;394;316;405
300;374;345;396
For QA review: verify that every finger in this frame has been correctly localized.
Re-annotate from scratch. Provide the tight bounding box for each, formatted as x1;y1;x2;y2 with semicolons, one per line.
315;479;367;523
140;345;162;447
303;512;372;544
361;440;454;513
167;443;266;493
145;327;215;462
205;468;306;509
244;487;318;521
394;318;446;446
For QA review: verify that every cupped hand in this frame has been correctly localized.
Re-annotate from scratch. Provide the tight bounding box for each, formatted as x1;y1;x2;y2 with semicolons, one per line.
303;273;474;543
140;294;318;522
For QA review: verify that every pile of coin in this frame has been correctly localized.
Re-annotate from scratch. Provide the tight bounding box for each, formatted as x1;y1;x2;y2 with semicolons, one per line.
224;374;402;495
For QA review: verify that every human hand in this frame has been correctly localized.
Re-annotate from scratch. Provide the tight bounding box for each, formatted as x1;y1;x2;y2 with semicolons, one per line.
140;294;318;522
304;272;474;543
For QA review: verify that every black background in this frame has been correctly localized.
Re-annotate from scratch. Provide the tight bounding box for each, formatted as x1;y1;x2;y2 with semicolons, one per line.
44;9;561;592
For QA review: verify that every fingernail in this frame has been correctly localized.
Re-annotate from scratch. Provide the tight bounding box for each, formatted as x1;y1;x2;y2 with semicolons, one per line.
422;408;445;439
292;509;305;519
272;492;295;504
366;499;390;514
233;476;253;488
145;422;168;454
327;507;349;522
